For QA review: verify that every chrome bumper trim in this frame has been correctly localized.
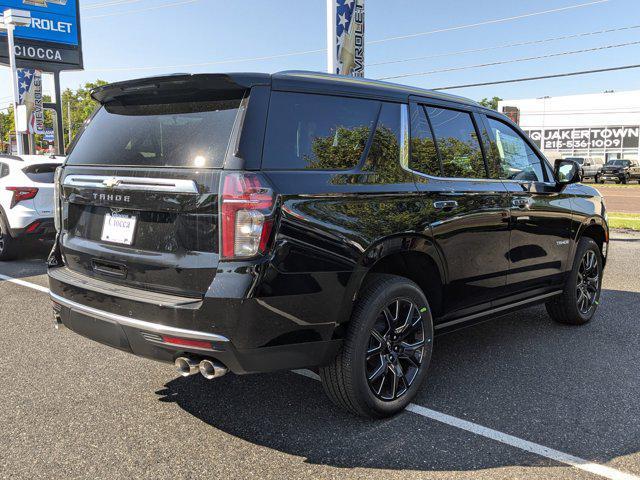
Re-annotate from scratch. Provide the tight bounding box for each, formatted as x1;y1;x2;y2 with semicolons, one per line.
50;291;229;343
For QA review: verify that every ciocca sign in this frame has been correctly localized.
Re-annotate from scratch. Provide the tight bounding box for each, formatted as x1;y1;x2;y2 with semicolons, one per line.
0;0;82;71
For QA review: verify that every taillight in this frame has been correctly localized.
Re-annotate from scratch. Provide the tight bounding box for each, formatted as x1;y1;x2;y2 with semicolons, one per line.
220;172;275;259
53;167;62;231
6;187;38;208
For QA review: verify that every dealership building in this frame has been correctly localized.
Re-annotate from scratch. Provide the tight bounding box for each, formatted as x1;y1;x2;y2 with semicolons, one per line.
498;90;640;163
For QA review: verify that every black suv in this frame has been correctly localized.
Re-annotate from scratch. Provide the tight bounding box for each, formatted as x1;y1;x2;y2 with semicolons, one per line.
48;71;608;418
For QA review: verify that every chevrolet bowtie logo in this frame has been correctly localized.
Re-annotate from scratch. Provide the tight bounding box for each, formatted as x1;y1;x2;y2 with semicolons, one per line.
103;178;122;189
22;0;68;7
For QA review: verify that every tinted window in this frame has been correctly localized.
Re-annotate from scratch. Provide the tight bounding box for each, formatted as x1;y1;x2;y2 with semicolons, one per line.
0;163;8;178
22;163;59;183
427;107;486;178
409;105;440;176
67;99;242;167
262;92;378;170
362;103;405;179
487;117;545;182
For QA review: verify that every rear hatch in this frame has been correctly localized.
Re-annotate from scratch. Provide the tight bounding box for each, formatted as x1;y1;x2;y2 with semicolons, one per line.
58;74;264;297
22;162;61;216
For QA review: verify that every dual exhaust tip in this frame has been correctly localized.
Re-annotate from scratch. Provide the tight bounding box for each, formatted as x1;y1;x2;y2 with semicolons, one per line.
174;357;228;380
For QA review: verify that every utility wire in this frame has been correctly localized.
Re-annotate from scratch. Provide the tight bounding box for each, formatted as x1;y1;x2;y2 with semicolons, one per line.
84;0;201;19
368;0;612;45
368;25;640;68
432;64;640;90
84;47;327;72
82;0;147;10
85;22;634;73
82;0;612;68
377;40;640;80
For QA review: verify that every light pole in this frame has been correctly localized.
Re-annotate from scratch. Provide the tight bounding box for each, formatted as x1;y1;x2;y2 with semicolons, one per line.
1;9;31;156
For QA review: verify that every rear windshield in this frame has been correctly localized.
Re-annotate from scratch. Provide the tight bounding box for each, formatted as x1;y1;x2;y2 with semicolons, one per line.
22;163;59;183
66;99;242;168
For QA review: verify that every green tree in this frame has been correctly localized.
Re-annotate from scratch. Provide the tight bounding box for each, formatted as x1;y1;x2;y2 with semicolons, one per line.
478;96;502;111
0;107;14;153
1;79;107;153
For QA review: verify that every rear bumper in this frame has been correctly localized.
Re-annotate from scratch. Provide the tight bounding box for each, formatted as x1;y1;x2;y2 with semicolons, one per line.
48;267;342;374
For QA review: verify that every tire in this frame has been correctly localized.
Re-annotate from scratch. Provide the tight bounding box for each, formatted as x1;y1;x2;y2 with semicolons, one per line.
545;237;602;325
320;274;434;418
621;175;628;184
0;218;16;261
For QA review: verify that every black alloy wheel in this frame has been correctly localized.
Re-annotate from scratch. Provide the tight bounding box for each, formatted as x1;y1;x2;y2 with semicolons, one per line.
546;237;602;325
320;274;433;418
366;298;426;401
576;250;600;315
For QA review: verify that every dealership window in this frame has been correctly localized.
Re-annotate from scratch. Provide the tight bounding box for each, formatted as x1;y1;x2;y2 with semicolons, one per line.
486;117;545;182
426;106;486;178
262;92;379;170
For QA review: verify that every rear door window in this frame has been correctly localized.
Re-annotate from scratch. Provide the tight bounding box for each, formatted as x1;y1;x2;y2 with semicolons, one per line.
486;117;545;182
426;106;486;179
66;99;243;168
262;92;379;170
409;104;440;176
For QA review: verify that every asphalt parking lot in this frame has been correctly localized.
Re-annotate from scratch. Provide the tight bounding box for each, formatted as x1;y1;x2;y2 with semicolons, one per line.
1;233;639;480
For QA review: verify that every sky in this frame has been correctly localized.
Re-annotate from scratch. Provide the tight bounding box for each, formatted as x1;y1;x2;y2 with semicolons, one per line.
1;0;640;108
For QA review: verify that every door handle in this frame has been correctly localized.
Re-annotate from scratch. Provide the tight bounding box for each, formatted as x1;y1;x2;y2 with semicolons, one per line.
512;198;530;209
433;200;458;211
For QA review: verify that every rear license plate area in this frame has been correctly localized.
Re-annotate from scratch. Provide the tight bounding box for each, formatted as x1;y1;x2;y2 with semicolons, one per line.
101;212;137;245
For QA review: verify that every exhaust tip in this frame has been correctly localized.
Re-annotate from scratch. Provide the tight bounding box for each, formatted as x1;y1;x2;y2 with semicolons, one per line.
174;357;199;377
199;359;228;380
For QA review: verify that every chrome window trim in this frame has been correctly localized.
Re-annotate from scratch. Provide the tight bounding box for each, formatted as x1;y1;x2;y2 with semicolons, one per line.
400;104;410;170
63;175;198;193
50;291;230;343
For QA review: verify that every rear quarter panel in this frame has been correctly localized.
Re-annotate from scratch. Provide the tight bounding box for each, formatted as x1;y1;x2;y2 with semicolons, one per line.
258;170;436;338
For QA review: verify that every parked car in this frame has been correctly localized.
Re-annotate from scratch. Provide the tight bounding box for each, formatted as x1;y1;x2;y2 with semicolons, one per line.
48;72;609;418
564;157;604;182
0;154;64;260
599;159;640;184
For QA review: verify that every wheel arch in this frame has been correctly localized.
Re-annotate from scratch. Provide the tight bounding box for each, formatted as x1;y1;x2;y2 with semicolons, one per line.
574;217;608;266
337;234;446;330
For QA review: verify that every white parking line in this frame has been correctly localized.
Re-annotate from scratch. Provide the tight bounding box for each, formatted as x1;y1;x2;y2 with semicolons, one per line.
0;272;50;293
2;273;638;480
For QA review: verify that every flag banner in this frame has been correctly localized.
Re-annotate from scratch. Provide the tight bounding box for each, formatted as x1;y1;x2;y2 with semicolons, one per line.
334;0;364;76
17;68;44;134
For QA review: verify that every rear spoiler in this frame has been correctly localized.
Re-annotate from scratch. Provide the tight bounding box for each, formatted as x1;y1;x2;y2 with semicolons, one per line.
91;73;271;105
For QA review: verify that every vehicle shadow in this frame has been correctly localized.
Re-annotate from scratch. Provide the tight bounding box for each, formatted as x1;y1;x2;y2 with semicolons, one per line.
0;242;50;280
157;288;640;473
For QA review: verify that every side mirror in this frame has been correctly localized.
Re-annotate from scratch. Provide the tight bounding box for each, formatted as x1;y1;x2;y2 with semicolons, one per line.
554;159;581;185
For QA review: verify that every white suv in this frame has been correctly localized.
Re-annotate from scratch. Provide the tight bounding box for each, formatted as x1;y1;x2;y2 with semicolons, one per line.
0;154;64;260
